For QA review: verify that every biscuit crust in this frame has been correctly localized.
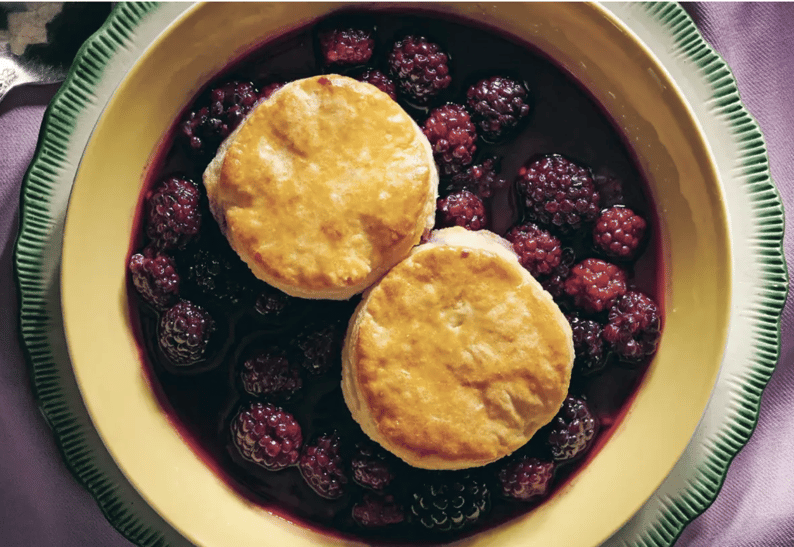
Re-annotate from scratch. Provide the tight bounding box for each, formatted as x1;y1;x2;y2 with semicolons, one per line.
204;75;438;299
342;227;574;470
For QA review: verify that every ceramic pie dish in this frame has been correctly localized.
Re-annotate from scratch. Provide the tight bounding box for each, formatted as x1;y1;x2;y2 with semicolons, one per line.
14;3;787;547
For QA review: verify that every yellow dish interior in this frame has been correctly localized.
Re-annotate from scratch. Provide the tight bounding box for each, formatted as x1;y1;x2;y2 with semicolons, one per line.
61;3;730;546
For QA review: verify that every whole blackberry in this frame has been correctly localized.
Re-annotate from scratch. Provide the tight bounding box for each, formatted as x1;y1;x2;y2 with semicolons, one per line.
541;247;575;300
422;104;477;177
603;291;662;363
497;456;555;502
231;402;302;471
180;81;260;157
145;176;202;251
258;81;286;100
563;258;627;314
353;494;405;528
436;190;488;231
129;246;180;310
466;76;531;140
515;155;600;230
547;396;598;462
567;315;608;376
593;206;647;260
387;35;452;104
158;300;214;365
504;222;562;278
240;348;303;399
318;27;374;66
299;432;348;499
409;473;490;533
446;156;507;199
179;234;257;306
351;441;396;491
293;321;343;376
355;69;397;100
254;284;295;320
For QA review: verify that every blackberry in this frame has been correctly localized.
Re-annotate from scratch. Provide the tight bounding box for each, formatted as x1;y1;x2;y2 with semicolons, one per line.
515;155;600;230
446;156;507;199
240;348;303;399
436;190;488;231
254;284;295;320
293;320;344;376
593;206;647;260
567;315;608;376
299;432;348;499
497;456;555;502
603;291;662;363
409;473;490;533
563;258;627;314
541;247;575;300
422;103;477;177
351;441;395;491
231;402;302;471
353;494;405;528
547;396;598;462
145;175;202;251
180;81;260;157
504;222;562;278
355;69;397;100
178;233;258;306
158;300;214;365
466;76;530;140
129;246;180;310
387;35;451;104
318;28;374;66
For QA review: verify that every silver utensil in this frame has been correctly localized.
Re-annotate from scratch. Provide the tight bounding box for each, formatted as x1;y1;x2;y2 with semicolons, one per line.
0;37;66;104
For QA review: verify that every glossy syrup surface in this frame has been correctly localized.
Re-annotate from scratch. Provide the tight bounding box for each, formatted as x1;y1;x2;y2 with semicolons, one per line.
129;9;664;543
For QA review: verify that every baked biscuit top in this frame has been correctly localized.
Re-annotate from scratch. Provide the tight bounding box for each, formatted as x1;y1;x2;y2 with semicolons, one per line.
209;74;437;298
345;228;574;469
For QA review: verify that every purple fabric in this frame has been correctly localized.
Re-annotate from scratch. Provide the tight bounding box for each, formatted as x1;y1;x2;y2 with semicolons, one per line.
0;4;791;546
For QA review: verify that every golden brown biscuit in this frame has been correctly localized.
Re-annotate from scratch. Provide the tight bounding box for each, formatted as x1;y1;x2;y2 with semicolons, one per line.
204;74;438;300
342;227;574;470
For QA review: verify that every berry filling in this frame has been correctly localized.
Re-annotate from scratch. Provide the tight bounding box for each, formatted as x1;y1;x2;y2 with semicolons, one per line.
158;300;214;365
129;246;180;310
318;28;375;66
128;10;664;544
231;402;302;471
497;456;555;502
546;396;599;462
603;291;662;363
466;76;531;140
436;190;488;231
422;103;478;176
240;348;303;399
180;81;260;158
409;473;491;532
515;154;600;231
564;258;628;314
354;69;397;100
299;432;348;499
145;175;202;251
387;35;452;104
505;222;562;278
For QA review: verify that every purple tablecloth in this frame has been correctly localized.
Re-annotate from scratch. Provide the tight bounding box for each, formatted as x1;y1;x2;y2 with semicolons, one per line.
1;4;792;546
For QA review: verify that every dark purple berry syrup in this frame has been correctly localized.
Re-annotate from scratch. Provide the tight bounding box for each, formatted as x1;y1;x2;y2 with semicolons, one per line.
129;8;665;543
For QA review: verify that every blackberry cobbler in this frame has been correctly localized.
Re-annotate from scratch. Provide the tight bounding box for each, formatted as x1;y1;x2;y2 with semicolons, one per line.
128;11;663;543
